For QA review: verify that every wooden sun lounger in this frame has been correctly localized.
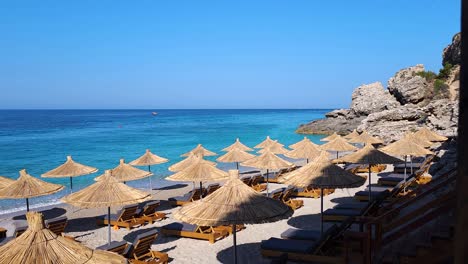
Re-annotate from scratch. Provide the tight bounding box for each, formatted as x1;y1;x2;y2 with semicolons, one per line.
96;204;144;230
161;222;228;244
250;175;267;192
264;166;300;183
345;164;386;174
212;224;246;235
204;183;221;196
96;240;129;255
45;216;68;236
294;186;335;198
136;201;166;224
392;155;433;173
378;163;432;186
267;188;285;200
282;186;304;210
168;188;204;206
127;230;169;264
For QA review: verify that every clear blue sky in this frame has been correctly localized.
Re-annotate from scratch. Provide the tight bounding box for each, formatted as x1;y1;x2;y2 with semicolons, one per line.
0;0;460;109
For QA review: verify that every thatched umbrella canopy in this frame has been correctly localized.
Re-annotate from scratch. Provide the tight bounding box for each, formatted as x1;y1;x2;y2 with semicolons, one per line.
62;170;151;244
289;137;318;150
181;144;217;157
166;158;229;198
174;170;292;264
257;141;289;154
222;138;253;152
254;136;279;149
414;127;448;142
94;159;152;183
279;151;365;233
403;133;433;148
168;153;216;172
344;129;360;140
241;150;293;194
320;132;339;142
129;149;168;190
217;148;256;170
0;212;126;264
320;136;358;159
0;169;64;211
42;156;98;192
284;141;322;163
335;144;403;201
348;131;384;146
0;176;15;189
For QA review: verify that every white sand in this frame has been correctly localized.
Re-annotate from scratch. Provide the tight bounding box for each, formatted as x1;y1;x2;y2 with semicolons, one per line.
0;164;388;264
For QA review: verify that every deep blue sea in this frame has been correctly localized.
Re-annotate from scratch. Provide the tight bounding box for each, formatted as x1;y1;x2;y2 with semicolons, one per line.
0;109;328;213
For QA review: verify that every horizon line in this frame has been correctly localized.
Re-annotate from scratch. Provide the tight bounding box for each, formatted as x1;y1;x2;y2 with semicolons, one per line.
0;108;337;111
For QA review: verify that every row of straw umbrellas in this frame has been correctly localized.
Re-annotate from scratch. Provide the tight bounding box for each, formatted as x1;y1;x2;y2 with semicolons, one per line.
0;127;447;264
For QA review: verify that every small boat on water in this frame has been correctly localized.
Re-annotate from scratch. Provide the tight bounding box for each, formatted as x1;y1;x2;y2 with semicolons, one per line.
152;112;158;116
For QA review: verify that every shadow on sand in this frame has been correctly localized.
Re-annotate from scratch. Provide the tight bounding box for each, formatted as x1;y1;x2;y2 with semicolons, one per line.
153;184;188;191
12;207;67;220
66;216;101;232
217;242;271;264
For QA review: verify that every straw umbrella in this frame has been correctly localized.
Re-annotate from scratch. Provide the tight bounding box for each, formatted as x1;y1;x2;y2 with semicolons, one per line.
0;169;64;212
257;141;289;155
285;141;322;163
42;155;98;192
414;127;448;142
344;129;360;140
217;148;256;170
381;137;433;192
335;144;403;201
320;132;339;142
166;158;229;198
130;149;168;190
168;153;216;172
403;133;433;148
289;136;318;150
174;170;292;264
181;144;217;157
62;170;151;245
241;150;293;195
254;136;278;149
0;176;15;189
222;138;253;152
348;131;384;146
94;159;152;183
279;152;365;233
320;136;358;159
0;211;126;264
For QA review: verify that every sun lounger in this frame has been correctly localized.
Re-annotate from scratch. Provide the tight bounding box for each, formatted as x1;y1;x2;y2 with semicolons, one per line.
161;222;228;244
126;230;169;264
280;228;322;241
45;216;68;236
168;188;203;206
204;183;221;196
136;201;166;224
333;203;369;211
96;204;144;230
265;166;300;183
212;224;246;235
250;175;267;192
96;240;129;255
345;164;386;173
241;175;253;185
268;188;285;200
281;186;304;210
294;186;335;198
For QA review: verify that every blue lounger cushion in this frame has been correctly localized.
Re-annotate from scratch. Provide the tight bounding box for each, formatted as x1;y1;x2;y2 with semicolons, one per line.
323;209;361;216
162;222;197;232
96;240;128;251
168;193;191;202
280;228;320;241
333;203;368;210
261;237;316;253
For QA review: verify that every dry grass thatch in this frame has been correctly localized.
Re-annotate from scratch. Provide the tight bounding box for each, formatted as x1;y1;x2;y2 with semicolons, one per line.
284;142;322;160
257;141;289;154
168;153;216;172
241;150;293;170
0;176;15;189
129;149;168;166
414;127;448;142
254;136;279;149
343;129;360;140
42;156;98;178
335;144;403;164
181;144;217;157
94;159;152;182
288;137;318;150
62;170;151;208
403;133;433;148
381;137;434;157
279;151;366;188
320;132;339;142
173;170;292;225
222;138;253;152
166;158;229;182
0;170;64;199
217;148;256;163
348;131;383;145
320;136;358;152
0;212;126;264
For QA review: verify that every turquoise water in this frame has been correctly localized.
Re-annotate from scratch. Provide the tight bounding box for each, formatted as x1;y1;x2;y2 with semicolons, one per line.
0;109;328;212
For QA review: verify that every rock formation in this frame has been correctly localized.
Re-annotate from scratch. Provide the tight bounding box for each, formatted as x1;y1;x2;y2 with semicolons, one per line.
297;33;460;143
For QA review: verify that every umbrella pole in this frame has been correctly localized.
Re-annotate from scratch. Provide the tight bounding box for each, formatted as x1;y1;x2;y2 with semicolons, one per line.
148;165;152;191
320;188;324;235
108;207;111;245
404;155;407;193
233;224;237;264
266;169;269;196
410;155;413;175
200;181;203;199
26;198;29;212
70;177;73;193
336;151;339;159
306;158;309;164
236;162;239;170
368;164;372;202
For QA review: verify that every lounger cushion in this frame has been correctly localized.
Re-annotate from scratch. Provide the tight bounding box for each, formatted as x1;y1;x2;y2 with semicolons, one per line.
394;163;422;169
133;229;159;244
96;214;120;221
355;190;389;197
323;209;361;216
168;193;191;202
96;240;128;251
261;238;315;253
268;188;285;198
162;222;197;232
280;228;320;241
333;203;368;210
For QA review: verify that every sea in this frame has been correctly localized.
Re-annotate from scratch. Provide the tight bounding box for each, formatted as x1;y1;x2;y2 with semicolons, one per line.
0;109;329;213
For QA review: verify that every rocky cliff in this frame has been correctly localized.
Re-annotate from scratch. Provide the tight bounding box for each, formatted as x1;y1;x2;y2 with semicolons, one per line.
297;33;460;143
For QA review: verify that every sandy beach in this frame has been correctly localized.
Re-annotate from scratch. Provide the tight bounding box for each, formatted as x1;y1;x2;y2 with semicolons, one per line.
0;161;385;264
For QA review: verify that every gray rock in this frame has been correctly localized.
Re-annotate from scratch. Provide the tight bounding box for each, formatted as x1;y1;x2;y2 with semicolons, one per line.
424;99;458;137
325;109;350;118
442;32;461;66
387;64;432;105
350;82;400;115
